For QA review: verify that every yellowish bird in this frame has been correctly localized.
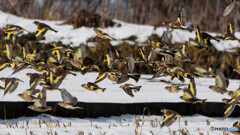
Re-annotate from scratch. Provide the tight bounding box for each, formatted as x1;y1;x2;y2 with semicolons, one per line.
161;108;181;128
34;21;58;40
209;69;229;94
180;77;206;104
93;28;115;40
81;82;106;92
28;87;52;112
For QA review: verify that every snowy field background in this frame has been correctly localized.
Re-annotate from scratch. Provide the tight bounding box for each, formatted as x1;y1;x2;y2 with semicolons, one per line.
0;67;239;103
1;114;239;135
0;11;240;134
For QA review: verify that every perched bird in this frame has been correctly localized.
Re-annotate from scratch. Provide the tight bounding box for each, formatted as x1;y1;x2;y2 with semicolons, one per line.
93;28;115;40
223;0;240;16
58;88;83;109
18;89;40;101
180;77;206;104
0;77;23;96
33;21;58;40
160;108;181;128
81;82;106;92
165;85;183;93
28;87;52;112
119;83;142;97
209;69;229;94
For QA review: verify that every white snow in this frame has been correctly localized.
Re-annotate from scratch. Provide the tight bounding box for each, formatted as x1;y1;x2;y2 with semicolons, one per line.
0;114;238;135
0;11;239;52
0;68;238;103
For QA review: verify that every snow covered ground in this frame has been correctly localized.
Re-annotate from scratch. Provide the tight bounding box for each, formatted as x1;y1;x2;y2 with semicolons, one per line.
0;67;238;103
0;11;239;52
0;114;238;135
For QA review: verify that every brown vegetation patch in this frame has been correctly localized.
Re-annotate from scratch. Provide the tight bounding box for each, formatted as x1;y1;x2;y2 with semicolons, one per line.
62;9;117;28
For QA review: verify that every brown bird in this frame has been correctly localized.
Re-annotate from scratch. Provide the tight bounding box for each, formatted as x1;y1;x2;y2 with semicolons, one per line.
28;87;52;112
18;89;40;101
119;83;142;97
162;10;190;31
209;69;229;94
58;88;83;109
0;77;23;96
26;73;44;90
165;85;183;93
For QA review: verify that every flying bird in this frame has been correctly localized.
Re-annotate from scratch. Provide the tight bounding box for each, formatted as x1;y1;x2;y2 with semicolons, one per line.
119;83;142;97
33;21;58;40
160;108;181;128
93;28;115;40
209;69;229;94
58;88;83;109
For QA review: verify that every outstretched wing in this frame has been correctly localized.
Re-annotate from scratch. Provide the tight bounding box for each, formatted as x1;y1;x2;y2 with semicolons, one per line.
60;89;78;105
223;2;235;16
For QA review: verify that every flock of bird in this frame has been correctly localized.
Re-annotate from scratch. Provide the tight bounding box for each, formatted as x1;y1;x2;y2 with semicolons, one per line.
0;1;240;131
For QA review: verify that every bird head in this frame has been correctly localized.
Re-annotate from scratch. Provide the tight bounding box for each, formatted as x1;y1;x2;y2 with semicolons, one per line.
160;108;167;113
33;21;40;25
208;85;215;89
93;28;98;32
228;91;234;97
28;105;34;110
165;86;170;91
26;73;31;77
0;78;6;82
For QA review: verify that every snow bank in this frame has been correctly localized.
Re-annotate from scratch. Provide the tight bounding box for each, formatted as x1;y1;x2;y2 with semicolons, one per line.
0;11;239;51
